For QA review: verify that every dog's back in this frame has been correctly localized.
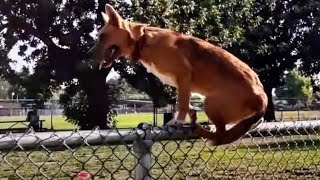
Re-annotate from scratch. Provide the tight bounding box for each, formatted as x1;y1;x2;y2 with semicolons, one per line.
141;27;265;97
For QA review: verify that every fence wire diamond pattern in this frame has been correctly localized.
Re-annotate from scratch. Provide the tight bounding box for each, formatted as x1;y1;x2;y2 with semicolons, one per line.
0;120;319;179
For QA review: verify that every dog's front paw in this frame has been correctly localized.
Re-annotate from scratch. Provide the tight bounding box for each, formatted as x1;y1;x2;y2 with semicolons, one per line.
205;139;217;147
166;119;184;127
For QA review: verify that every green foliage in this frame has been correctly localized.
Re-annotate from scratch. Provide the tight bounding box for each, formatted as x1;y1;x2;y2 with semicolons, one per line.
225;0;320;120
276;70;313;105
57;66;123;129
108;78;150;100
59;75;120;129
229;0;320;85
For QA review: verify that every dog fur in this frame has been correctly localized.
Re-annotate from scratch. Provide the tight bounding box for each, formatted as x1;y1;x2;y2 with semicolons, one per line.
89;4;268;146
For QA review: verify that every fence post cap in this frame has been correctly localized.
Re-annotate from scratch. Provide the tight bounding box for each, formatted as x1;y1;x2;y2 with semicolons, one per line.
137;122;152;130
137;122;152;140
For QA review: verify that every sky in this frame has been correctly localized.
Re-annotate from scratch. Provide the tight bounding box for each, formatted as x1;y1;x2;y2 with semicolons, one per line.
9;48;120;81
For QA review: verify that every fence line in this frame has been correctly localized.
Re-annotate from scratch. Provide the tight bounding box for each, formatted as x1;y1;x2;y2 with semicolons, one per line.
0;120;319;151
0;120;320;179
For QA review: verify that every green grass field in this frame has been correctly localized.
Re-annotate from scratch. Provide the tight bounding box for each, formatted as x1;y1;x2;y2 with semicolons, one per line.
0;111;319;179
0;110;319;130
1;136;319;179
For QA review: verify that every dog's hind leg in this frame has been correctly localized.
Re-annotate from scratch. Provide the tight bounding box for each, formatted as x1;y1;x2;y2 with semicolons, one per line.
195;95;265;146
202;98;227;145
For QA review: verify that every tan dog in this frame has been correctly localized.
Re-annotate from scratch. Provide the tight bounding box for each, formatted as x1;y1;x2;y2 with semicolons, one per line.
89;4;268;146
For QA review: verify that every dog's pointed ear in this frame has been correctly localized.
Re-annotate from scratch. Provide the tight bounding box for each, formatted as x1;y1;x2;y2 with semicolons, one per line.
104;4;123;27
101;12;109;24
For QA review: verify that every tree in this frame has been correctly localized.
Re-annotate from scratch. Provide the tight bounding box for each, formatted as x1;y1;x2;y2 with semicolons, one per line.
59;69;121;129
0;0;127;129
2;0;319;126
226;0;320;121
312;82;320;101
275;70;313;106
108;78;150;100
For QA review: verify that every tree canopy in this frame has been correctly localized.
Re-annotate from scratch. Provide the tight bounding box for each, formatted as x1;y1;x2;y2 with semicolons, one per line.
107;78;150;100
275;70;313;106
225;0;320;120
0;0;124;129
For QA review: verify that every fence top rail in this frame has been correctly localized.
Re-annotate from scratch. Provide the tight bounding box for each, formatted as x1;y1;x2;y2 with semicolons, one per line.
0;120;319;151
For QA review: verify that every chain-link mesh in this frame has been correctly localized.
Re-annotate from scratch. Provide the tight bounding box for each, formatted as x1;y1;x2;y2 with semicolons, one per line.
0;120;319;179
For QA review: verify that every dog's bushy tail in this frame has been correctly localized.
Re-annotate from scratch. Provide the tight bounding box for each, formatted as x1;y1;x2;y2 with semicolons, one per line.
193;110;265;146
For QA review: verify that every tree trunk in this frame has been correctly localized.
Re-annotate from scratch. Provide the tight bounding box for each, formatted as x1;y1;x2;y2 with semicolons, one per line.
264;84;276;122
79;68;111;130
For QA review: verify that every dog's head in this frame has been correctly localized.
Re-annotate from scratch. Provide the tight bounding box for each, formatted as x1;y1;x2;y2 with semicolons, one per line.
89;4;146;69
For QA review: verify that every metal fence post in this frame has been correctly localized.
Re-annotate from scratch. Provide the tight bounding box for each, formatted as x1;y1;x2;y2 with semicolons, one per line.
133;123;153;180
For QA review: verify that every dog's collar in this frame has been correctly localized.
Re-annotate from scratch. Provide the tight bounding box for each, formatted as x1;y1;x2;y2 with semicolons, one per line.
131;30;146;62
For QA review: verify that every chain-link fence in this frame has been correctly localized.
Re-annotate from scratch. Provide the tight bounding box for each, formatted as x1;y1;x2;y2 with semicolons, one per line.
0;120;320;180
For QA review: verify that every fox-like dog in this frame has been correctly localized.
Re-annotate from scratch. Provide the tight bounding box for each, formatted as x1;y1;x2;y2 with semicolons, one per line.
89;4;268;146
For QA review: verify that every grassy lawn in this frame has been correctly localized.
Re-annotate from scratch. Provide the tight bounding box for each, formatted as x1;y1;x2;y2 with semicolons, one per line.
0;112;209;130
0;111;319;179
0;136;319;179
0;110;319;130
